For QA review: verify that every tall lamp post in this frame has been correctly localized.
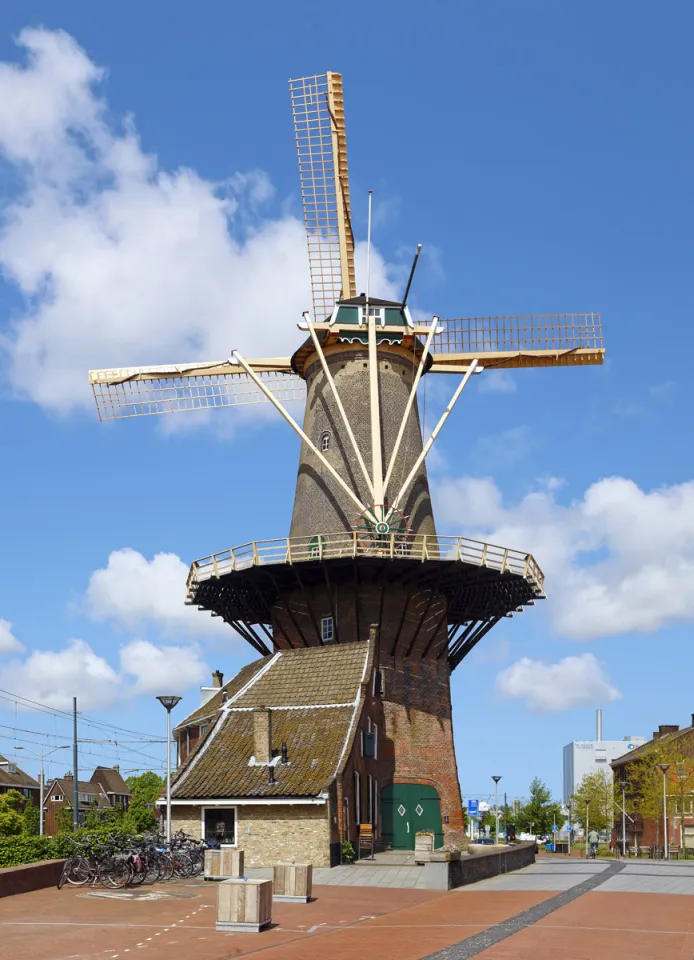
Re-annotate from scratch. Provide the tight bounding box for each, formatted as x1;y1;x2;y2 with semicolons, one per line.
585;799;591;858
157;695;182;843
621;780;629;859
15;744;70;835
492;776;502;841
657;763;670;860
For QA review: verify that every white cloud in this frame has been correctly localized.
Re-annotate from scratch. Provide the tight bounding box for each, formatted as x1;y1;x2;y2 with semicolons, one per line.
0;619;23;654
496;653;621;714
85;547;227;638
0;636;209;711
120;639;208;696
479;370;517;394
435;474;694;639
0;638;120;710
0;29;397;417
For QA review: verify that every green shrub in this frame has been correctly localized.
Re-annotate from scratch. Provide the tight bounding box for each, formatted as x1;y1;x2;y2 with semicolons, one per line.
0;827;143;868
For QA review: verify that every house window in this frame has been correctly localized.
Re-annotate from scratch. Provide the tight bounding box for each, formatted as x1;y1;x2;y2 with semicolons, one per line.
367;774;373;824
78;792;92;803
200;725;208;736
320;432;331;452
374;780;379;828
51;796;62;802
321;616;334;643
203;807;235;845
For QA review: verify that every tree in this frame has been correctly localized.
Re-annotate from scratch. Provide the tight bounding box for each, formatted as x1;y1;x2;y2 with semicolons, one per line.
571;770;613;834
126;772;165;805
55;803;75;834
516;777;562;837
0;790;28;837
22;801;40;836
83;802;125;830
123;795;158;834
623;740;694;849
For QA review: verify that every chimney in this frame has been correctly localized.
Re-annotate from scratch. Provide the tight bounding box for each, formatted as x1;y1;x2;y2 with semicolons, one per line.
253;708;272;764
691;714;694;729
659;724;679;735
212;670;224;688
113;765;120;773
596;709;603;742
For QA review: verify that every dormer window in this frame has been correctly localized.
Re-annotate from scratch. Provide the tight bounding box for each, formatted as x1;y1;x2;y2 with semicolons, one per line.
320;432;330;452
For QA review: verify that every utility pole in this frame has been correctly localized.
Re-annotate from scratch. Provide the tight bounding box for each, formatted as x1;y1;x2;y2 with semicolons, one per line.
504;791;508;840
72;696;79;830
492;776;502;841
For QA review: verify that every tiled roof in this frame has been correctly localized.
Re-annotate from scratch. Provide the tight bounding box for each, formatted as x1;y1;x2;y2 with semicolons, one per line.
172;642;372;800
611;725;694;767
175;659;267;730
0;754;39;790
90;766;131;796
173;706;355;798
46;779;111;808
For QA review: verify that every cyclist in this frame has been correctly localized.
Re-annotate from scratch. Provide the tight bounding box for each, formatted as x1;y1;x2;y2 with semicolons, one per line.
588;829;599;858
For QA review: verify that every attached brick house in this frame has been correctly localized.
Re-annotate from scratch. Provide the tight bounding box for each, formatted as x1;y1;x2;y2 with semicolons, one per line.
0;754;40;806
90;766;132;810
169;638;391;866
611;717;694;853
43;775;112;836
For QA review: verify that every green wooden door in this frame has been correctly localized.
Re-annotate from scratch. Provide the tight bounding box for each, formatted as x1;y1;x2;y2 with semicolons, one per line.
381;783;443;849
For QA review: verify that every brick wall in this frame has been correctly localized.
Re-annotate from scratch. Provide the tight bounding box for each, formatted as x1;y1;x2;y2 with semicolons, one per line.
380;652;466;846
171;803;333;867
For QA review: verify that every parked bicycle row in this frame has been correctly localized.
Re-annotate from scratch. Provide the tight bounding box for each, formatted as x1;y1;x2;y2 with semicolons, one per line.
57;829;206;889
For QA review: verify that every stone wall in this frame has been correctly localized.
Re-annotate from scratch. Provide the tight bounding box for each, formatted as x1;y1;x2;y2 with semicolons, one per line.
0;859;66;898
171;803;333;867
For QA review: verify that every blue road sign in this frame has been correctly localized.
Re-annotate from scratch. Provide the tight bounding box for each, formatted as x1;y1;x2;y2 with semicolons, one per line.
468;800;479;817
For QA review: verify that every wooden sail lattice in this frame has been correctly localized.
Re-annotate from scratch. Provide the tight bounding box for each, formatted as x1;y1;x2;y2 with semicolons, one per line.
430;313;604;369
289;72;356;321
90;366;305;421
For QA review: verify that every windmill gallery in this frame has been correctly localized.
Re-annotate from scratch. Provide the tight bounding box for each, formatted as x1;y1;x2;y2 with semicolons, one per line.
89;73;604;866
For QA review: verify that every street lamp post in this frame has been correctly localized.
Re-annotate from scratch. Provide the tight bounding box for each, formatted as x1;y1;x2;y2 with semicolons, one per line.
657;764;670;860
157;696;182;844
621;780;629;859
491;776;502;841
567;801;573;856
585;799;591;858
15;744;70;835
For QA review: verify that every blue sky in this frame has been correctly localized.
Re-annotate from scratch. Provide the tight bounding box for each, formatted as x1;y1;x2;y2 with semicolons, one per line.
0;1;693;804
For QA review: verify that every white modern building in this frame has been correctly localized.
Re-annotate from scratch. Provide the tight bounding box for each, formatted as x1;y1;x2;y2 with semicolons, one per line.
562;710;646;804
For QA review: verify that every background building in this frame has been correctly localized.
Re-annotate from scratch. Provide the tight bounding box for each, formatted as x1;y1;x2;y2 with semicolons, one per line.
563;710;645;803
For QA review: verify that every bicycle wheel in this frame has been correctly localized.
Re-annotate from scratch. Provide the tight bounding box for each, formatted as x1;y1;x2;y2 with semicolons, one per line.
57;858;72;889
66;856;93;886
99;857;131;889
172;853;193;879
158;854;174;882
129;860;147;886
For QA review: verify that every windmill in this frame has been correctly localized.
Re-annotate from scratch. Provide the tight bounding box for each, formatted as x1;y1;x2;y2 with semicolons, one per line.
89;73;604;847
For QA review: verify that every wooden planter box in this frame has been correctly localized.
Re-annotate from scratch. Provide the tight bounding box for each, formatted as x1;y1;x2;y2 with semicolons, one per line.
216;878;272;933
205;847;244;881
273;862;313;903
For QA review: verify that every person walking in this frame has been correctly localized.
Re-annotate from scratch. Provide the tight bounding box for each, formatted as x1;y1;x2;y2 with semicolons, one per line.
588;829;599;859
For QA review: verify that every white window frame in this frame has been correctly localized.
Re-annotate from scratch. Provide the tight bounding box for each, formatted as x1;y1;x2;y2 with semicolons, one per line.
320;432;331;452
321;616;334;643
51;795;62;802
367;774;373;824
374;722;378;760
354;771;360;826
200;804;239;847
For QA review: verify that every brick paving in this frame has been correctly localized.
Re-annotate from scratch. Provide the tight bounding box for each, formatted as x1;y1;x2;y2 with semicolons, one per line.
1;860;693;959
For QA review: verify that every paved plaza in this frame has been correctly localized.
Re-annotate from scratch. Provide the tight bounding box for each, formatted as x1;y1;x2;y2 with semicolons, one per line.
2;857;694;959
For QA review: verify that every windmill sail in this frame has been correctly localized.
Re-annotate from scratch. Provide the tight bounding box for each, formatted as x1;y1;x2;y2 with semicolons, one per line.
289;72;356;321
429;313;604;369
89;361;305;421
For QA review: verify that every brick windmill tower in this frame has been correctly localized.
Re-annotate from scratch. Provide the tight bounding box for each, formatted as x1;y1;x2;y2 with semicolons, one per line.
90;73;604;856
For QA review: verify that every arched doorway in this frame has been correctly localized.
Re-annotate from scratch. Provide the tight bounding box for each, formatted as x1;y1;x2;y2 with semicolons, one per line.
381;783;443;849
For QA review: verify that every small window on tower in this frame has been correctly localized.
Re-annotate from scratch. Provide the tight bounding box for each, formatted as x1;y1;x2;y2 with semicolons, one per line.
320;432;330;452
321;616;334;643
